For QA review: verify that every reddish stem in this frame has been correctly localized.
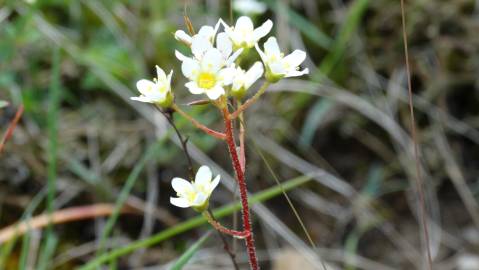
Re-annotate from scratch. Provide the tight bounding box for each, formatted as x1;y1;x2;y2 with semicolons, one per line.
203;211;250;239
172;104;226;140
222;107;259;270
0;104;24;155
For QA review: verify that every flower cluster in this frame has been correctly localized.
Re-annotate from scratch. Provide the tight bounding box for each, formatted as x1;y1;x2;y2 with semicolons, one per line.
131;15;309;211
132;16;308;105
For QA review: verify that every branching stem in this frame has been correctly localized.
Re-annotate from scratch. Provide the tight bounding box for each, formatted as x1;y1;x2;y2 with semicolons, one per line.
172;104;226;140
203;211;249;239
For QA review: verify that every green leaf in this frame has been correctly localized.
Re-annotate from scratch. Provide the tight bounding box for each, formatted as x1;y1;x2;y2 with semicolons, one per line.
170;231;212;270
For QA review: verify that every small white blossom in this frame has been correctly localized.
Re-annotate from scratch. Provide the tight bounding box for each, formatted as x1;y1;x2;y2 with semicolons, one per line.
131;66;174;107
179;34;241;100
255;37;309;82
174;22;220;46
231;61;264;97
170;166;221;211
223;16;273;49
233;0;267;15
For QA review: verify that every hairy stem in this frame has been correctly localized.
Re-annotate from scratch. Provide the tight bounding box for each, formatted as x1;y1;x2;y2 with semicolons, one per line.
222;107;259;270
172;104;226;140
203;211;249;239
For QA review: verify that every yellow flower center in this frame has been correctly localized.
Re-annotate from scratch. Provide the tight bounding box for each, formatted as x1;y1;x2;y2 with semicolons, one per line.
197;72;216;89
195;183;209;195
179;189;197;203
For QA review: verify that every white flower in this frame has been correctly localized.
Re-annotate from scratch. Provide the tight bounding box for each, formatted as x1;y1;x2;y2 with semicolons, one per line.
233;0;267;15
131;66;174;107
223;16;273;49
231;61;264;97
170;166;221;211
179;35;241;100
174;22;220;46
255;37;309;82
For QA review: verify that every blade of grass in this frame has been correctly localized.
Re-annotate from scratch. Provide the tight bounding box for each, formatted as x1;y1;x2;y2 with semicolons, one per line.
36;46;62;270
0;189;46;269
170;231;212;270
400;0;433;269
36;234;58;270
96;141;162;257
298;98;334;148
293;0;369;129
18;230;31;270
314;0;369;79
78;175;312;270
264;0;333;50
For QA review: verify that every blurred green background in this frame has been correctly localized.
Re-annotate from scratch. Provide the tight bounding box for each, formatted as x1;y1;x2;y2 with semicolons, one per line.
1;0;479;269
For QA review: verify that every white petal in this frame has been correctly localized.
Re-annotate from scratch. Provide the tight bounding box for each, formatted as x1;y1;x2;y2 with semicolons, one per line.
181;58;200;80
171;177;194;194
210;175;220;192
218;18;230;32
227;48;243;66
136;79;156;95
191;35;213;59
205;85;225;100
198;25;215;41
269;62;286;75
232;67;246;91
235;16;254;33
170;197;191;208
233;0;267;15
255;43;267;63
216;32;232;59
283;50;307;69
264;37;281;58
223;21;236;41
130;96;154;103
195;165;213;184
201;48;224;72
175;50;188;62
167;70;173;87
285;68;309;78
245;61;264;89
192;192;207;206
218;67;236;85
213;19;222;36
185;81;205;95
155;65;167;82
253;19;273;42
174;30;192;45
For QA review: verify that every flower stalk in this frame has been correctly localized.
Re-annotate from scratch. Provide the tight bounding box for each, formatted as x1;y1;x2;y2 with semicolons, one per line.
222;106;259;270
203;211;249;239
172;104;226;140
230;81;270;119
